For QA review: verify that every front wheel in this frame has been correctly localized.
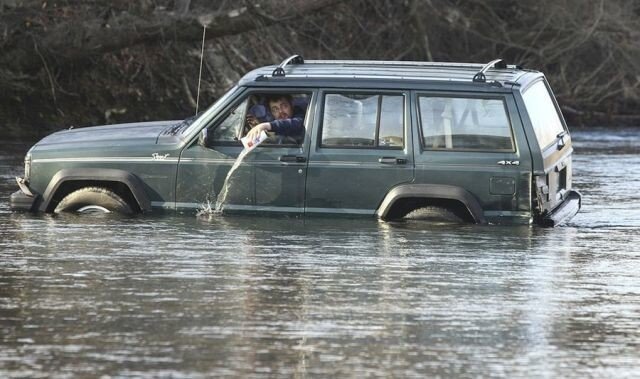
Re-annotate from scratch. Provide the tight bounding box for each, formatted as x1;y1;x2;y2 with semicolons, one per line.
54;187;134;215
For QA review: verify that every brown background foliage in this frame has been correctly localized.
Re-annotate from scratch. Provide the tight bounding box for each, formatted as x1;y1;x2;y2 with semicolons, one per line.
1;0;638;139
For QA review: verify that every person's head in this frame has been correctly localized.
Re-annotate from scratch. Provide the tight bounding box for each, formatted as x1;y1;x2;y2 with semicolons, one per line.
267;95;293;120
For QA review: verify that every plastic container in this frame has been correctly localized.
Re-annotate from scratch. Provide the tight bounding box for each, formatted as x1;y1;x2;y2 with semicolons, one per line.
240;130;268;152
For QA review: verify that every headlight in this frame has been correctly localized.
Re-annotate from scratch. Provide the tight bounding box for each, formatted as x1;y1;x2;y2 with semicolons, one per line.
24;149;32;180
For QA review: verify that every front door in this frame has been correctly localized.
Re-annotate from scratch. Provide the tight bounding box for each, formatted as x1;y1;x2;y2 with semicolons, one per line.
177;96;252;212
176;89;314;213
305;90;414;215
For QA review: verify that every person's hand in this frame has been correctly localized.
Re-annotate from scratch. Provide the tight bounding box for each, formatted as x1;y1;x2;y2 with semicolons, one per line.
246;122;271;140
246;115;259;128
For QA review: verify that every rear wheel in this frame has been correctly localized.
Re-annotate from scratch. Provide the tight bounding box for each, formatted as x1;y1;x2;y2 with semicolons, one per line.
54;187;134;215
404;205;466;223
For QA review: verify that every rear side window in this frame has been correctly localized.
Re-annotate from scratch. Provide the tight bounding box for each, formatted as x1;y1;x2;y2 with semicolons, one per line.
321;93;404;149
419;96;514;151
522;81;565;149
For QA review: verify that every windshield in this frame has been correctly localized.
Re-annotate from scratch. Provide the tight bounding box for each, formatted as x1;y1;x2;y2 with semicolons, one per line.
182;85;241;138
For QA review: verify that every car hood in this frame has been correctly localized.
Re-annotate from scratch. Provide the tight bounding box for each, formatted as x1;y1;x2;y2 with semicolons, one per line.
36;120;181;147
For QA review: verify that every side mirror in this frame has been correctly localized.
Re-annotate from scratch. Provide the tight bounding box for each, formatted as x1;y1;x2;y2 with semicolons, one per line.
198;128;208;147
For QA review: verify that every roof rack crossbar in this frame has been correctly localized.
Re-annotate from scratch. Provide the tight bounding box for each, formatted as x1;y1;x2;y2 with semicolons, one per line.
272;54;305;77
472;59;507;83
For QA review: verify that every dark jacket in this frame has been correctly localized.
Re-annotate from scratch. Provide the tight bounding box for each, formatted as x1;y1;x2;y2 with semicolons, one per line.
249;99;307;137
269;112;305;136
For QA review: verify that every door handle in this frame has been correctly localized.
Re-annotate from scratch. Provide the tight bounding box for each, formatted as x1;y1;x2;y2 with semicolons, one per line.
279;155;306;163
379;157;407;165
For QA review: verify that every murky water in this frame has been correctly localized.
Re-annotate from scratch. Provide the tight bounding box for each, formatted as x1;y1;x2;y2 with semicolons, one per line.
1;129;639;378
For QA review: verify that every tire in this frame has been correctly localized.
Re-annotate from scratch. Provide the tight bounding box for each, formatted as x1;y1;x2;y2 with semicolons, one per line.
404;206;466;223
54;187;134;215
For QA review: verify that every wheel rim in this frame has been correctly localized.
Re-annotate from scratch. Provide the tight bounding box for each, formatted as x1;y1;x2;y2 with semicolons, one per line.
76;205;111;214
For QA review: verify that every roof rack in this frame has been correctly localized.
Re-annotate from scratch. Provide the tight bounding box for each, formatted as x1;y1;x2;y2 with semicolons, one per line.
246;57;527;85
305;60;483;68
272;55;304;77
472;59;507;83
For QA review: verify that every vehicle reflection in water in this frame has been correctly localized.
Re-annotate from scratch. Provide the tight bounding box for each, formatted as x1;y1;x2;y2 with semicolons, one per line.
1;128;639;377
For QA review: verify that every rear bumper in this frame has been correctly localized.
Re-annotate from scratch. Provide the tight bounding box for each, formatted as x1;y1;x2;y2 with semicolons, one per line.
9;177;40;212
538;190;582;227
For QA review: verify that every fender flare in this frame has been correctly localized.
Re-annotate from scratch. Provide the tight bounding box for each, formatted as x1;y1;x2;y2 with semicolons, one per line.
39;168;152;213
376;184;486;224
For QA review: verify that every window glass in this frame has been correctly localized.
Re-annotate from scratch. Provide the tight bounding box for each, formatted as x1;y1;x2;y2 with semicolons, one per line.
249;93;309;146
321;93;404;148
378;96;404;148
211;99;248;142
522;81;565;149
419;96;514;151
210;93;309;146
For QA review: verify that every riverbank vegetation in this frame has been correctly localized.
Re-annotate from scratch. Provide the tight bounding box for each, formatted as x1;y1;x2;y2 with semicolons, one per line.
1;0;638;139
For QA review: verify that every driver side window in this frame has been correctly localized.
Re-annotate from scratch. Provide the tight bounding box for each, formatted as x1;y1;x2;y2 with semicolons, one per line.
210;99;248;143
208;92;309;147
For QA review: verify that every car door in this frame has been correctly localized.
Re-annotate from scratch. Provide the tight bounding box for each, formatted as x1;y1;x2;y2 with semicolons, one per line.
305;90;414;215
176;89;314;213
412;91;532;224
519;79;575;216
251;91;315;213
176;95;253;212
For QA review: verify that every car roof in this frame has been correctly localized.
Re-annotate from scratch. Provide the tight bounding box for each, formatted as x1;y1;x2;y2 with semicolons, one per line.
239;58;541;90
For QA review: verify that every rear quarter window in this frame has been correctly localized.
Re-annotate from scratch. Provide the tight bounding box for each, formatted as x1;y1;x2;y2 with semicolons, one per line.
522;80;566;149
419;96;514;152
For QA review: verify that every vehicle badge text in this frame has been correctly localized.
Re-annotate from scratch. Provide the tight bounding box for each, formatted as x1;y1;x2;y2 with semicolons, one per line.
152;153;170;160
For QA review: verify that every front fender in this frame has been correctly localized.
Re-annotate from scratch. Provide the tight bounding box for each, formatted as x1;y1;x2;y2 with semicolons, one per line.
39;168;152;213
377;184;486;224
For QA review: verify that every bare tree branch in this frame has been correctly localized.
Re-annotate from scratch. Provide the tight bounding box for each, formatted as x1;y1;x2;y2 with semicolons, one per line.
0;0;344;75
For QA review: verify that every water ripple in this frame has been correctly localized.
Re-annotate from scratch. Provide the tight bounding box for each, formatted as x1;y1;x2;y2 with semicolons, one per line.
1;132;639;377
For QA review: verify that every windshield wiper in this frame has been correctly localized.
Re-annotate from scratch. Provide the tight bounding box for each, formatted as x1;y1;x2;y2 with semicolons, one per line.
161;114;200;136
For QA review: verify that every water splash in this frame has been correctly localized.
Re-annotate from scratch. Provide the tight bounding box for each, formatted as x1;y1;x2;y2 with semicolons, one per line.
197;149;251;216
196;199;215;217
214;149;250;213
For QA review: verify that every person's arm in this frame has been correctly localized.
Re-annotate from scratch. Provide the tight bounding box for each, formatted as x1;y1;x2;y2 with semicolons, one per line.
245;117;304;140
268;117;304;136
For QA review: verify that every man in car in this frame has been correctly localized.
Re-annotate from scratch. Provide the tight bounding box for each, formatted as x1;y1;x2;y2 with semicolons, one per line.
245;94;305;141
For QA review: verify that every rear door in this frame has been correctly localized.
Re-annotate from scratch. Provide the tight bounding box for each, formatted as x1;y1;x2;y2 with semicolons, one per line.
305;90;414;215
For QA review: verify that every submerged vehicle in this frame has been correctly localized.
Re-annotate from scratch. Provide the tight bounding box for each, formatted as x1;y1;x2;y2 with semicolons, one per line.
10;55;581;226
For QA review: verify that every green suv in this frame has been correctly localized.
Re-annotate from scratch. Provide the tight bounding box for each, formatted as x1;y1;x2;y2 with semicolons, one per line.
10;56;581;226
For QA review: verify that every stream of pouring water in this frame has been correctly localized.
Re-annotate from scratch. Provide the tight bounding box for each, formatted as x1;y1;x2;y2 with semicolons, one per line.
212;148;251;213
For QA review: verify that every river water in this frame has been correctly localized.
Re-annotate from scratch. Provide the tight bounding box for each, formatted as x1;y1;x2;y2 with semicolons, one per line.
0;129;638;378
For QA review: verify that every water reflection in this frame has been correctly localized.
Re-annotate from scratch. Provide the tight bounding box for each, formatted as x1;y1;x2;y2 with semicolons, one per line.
1;131;640;377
